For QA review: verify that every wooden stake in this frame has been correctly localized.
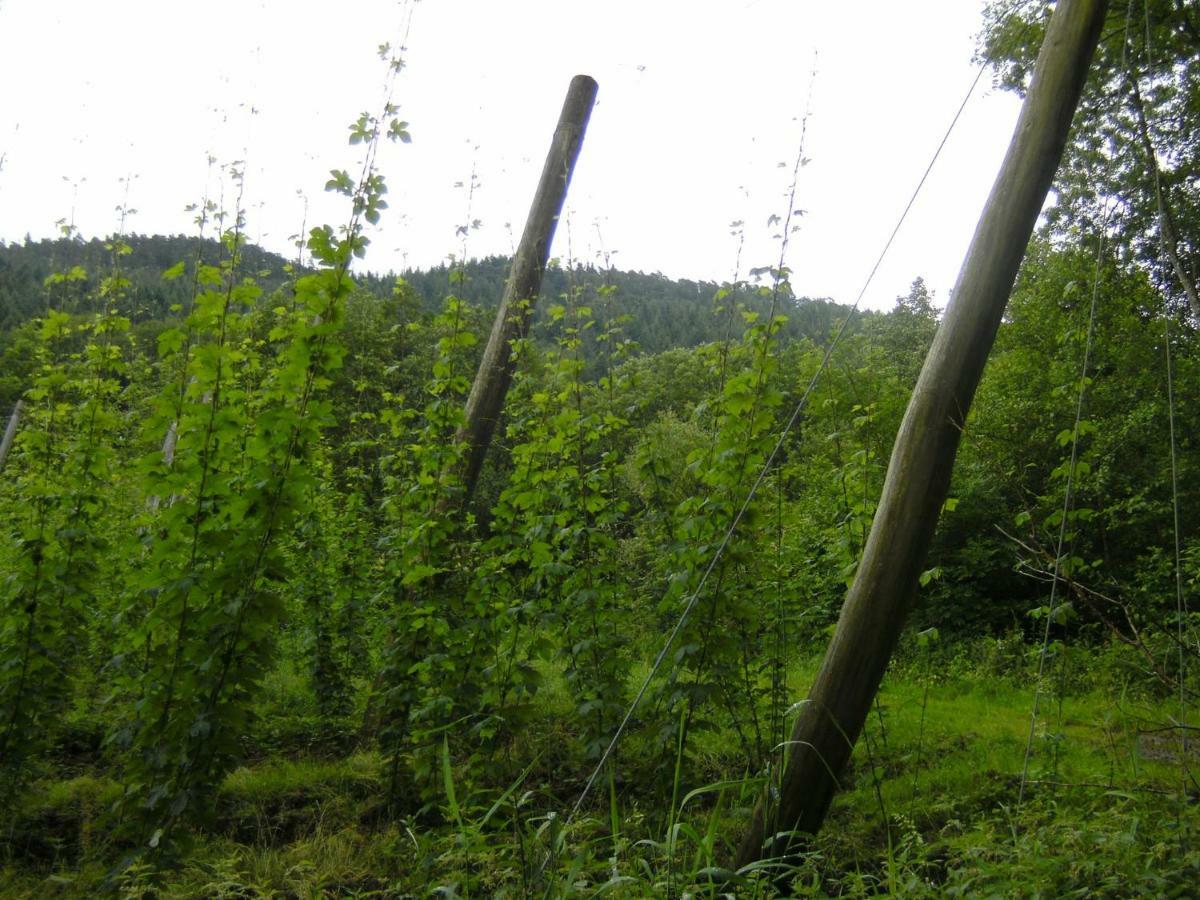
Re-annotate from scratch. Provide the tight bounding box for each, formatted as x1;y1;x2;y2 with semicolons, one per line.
736;0;1110;868
147;419;179;513
457;74;598;504
0;400;22;473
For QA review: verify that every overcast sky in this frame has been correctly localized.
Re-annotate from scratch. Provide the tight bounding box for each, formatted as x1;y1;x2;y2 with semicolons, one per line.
0;0;1023;311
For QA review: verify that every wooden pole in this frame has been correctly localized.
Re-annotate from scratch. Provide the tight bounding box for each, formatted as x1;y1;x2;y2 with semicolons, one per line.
147;419;179;512
0;400;22;473
736;0;1109;868
457;74;598;503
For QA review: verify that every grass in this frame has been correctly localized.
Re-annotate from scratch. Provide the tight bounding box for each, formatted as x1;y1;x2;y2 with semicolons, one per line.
2;639;1196;896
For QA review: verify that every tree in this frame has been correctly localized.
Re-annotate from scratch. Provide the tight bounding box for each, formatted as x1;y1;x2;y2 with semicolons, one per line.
981;0;1200;320
864;276;940;385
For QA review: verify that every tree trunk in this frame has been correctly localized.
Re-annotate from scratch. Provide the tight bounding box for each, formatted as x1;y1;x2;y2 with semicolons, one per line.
457;74;598;504
1127;74;1200;321
736;0;1109;868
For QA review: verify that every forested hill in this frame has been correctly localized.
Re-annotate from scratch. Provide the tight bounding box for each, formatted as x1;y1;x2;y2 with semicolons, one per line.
387;256;850;352
0;235;852;353
0;235;291;329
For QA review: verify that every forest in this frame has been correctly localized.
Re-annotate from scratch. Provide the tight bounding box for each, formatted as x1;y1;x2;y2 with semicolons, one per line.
1;0;1198;896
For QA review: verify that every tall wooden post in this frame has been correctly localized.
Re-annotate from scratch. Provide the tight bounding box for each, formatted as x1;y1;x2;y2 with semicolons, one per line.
457;74;598;503
736;0;1109;868
0;400;22;473
147;419;179;512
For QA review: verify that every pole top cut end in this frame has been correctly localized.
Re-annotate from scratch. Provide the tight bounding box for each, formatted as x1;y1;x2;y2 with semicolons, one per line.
569;74;599;94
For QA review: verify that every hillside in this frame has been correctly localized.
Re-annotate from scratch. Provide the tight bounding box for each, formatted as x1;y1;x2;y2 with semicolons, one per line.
0;235;851;348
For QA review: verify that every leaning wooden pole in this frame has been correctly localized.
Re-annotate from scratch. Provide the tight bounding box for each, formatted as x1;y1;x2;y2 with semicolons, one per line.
457;74;598;503
736;0;1109;867
0;400;22;473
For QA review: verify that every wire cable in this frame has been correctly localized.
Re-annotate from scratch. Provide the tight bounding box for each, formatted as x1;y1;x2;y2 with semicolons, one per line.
537;54;990;886
1017;207;1107;804
1139;0;1195;801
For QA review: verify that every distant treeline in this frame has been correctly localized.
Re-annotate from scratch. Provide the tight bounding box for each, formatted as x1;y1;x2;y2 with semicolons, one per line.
1;235;856;351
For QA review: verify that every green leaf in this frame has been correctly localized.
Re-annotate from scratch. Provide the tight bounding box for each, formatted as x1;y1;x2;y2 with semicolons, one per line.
441;735;463;829
387;120;412;143
157;328;186;357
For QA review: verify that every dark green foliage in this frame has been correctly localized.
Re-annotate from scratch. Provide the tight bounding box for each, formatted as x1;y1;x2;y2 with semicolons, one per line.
0;235;292;331
0;312;125;798
364;255;852;358
642;289;791;771
981;0;1200;317
2;5;1198;888
0;237;135;800
2;225;1193;869
480;286;635;758
110;223;361;856
373;292;481;803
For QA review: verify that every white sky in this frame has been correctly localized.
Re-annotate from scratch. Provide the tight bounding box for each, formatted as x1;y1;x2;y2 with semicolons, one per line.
0;0;1022;311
